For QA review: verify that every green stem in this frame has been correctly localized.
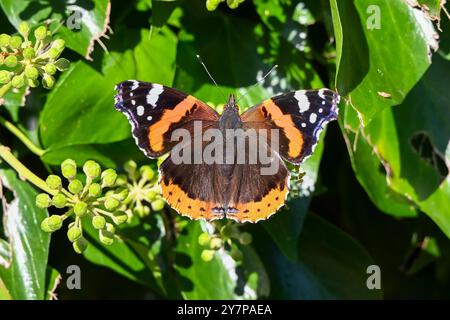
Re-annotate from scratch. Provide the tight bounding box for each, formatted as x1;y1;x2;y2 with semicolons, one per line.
0;116;45;156
0;144;56;195
0;83;11;98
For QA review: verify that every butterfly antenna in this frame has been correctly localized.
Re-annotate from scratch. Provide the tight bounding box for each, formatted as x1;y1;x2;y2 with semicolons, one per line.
236;64;278;103
196;54;227;101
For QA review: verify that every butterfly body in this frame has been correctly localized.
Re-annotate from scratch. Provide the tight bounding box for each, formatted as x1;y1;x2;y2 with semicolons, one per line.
115;80;340;222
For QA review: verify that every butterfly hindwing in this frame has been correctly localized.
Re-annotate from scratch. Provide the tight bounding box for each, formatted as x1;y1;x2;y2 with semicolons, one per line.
241;89;340;164
114;80;219;158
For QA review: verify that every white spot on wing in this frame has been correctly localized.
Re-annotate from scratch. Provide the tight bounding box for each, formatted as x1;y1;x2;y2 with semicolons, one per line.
130;80;139;90
301;123;306;128
147;84;164;107
147;116;152;121
131;100;136;105
309;113;317;124
294;91;310;113
137;105;144;116
318;89;326;99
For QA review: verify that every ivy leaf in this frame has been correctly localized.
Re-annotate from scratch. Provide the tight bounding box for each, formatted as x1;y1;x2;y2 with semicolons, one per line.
174;221;269;299
257;214;382;299
0;168;50;300
0;0;112;60
331;0;436;124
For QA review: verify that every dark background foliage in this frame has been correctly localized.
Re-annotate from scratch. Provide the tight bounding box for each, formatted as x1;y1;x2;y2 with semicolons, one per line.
0;0;449;299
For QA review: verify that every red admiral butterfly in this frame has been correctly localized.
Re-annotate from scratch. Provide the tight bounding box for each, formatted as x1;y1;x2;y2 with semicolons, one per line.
114;81;339;222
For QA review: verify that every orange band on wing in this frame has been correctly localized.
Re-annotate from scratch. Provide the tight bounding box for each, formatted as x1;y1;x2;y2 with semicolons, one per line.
229;185;288;223
148;95;197;152
161;178;219;220
263;100;303;158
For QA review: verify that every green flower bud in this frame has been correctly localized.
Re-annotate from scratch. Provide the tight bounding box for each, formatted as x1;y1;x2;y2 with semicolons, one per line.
92;215;106;229
40;219;52;233
124;160;137;175
115;188;129;201
46;48;60;59
105;223;116;234
201;249;215;262
22;47;36;60
99;230;114;245
55;58;70;71
206;0;221;11
101;168;117;187
24;65;39;80
220;225;239;239
88;183;102;197
104;197;120;211
151;199;165;212
46;175;62;190
4;55;18;68
74;201;88;217
114;174;128;186
61;158;77;179
198;232;211;246
67;226;82;242
52;39;65;51
230;247;243;261
145;189;158;202
139;165;155;181
27;78;39;88
112;211;128;225
228;0;240;9
36;193;51;208
11;75;25;88
239;232;253;245
9;36;22;49
19;22;30;37
68;179;83;194
52;193;67;208
209;237;223;250
47;215;63;231
43;63;56;75
34;26;47;40
0;70;12;84
83;160;101;179
42;74;55;89
0;34;11;47
73;237;88;254
133;203;150;217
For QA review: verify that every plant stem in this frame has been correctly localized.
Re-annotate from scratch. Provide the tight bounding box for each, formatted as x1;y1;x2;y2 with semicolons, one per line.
0;144;56;195
0;116;45;156
0;83;11;98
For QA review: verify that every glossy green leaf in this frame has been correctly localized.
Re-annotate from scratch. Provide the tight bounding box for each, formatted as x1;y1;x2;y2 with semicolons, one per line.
174;221;269;299
331;0;435;124
82;214;167;296
258;214;382;299
0;0;112;59
342;54;450;236
0;168;50;300
39;27;177;152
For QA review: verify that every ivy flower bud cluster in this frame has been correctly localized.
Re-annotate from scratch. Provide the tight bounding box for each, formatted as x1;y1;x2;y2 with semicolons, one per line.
119;160;165;218
36;159;127;253
206;0;246;11
198;223;253;262
0;22;69;95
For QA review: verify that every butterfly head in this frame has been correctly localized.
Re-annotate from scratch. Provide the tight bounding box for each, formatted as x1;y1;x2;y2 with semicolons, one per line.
225;94;239;113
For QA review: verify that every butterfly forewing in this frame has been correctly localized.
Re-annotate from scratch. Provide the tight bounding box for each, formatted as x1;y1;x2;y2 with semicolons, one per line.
241;88;340;164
